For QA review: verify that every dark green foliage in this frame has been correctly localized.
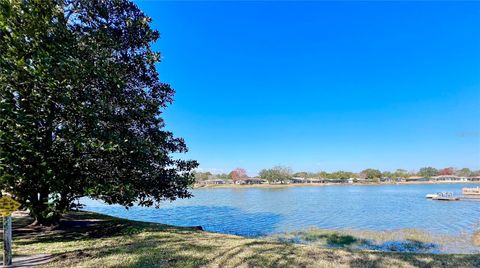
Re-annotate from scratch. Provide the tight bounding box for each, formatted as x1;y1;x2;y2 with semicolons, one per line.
325;233;357;246
360;168;382;180
259;166;292;183
417;167;439;178
0;0;197;224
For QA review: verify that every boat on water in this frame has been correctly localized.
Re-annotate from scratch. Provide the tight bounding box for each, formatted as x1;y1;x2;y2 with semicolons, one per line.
426;192;460;201
433;196;459;201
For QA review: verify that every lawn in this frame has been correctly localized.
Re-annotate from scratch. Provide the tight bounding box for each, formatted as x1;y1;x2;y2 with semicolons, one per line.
6;211;480;267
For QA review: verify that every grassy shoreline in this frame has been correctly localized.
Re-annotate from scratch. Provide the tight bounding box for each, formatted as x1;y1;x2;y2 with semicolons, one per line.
8;211;480;267
268;228;480;254
194;181;480;189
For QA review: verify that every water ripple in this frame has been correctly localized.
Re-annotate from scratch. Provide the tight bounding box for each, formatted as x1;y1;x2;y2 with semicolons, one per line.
83;183;480;237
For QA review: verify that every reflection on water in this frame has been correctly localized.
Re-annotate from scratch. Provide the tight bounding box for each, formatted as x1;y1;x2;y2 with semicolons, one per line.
82;184;480;238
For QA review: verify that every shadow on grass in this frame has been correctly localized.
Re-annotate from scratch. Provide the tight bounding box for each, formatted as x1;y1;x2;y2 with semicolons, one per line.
11;211;206;248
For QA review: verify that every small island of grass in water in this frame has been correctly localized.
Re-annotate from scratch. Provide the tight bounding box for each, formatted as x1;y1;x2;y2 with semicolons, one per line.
267;228;480;254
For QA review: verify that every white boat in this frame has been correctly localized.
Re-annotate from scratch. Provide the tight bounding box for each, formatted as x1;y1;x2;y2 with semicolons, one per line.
426;194;438;199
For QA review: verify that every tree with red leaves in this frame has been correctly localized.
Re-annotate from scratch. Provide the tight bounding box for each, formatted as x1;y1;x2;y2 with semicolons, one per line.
439;167;455;176
229;168;247;182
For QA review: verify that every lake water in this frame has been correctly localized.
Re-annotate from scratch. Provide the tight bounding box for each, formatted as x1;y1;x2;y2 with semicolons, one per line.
83;183;480;238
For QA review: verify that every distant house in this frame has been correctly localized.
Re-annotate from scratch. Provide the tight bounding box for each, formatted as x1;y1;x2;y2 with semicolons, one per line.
237;178;264;185
406;176;427;182
324;179;346;183
431;175;467;182
468;176;480;182
290;177;305;183
201;179;225;185
354;177;368;182
305;178;323;183
288;177;327;184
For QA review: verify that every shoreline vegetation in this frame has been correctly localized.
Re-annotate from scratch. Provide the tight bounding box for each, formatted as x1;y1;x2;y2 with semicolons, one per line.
8;211;480;267
194;181;480;189
268;228;480;254
194;166;480;189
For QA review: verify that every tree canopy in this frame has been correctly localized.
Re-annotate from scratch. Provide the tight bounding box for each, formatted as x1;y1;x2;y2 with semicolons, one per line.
229;168;247;182
456;168;473;177
360;169;382;180
259;166;292;183
417;167;439;178
0;0;197;224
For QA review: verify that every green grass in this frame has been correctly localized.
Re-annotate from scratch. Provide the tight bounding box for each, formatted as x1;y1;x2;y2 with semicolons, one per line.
6;211;480;267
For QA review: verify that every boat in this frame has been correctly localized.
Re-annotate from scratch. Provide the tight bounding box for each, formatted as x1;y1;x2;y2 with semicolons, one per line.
425;194;438;199
432;196;459;201
431;192;459;201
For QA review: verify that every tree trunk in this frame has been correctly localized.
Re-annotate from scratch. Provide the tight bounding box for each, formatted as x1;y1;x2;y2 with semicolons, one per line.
29;190;60;226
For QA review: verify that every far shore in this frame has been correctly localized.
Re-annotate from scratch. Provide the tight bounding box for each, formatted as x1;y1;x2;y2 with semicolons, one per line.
194;181;480;189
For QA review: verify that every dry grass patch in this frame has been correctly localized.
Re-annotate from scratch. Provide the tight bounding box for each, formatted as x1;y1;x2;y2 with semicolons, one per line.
473;231;480;246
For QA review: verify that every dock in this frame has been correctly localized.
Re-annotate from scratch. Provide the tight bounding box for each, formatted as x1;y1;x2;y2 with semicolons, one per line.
428;192;460;201
462;187;480;199
432;196;460;201
427;189;480;201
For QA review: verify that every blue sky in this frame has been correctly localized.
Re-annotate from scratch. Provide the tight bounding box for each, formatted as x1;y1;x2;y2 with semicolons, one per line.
135;1;480;175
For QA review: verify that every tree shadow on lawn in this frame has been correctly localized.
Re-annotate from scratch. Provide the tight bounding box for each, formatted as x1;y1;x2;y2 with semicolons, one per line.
11;211;207;246
13;205;284;244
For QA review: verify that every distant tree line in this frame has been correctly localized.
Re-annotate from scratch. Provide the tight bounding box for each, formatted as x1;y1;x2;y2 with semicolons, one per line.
194;166;480;182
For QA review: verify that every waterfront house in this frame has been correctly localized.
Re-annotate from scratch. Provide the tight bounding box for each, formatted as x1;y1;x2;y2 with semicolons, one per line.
380;177;393;182
290;177;305;183
406;176;428;182
289;177;326;184
305;178;323;183
237;178;264;185
354;177;368;183
430;175;468;182
467;176;480;182
201;179;226;185
324;179;347;183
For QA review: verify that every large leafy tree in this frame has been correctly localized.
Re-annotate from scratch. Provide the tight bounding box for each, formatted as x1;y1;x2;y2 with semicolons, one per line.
393;169;409;178
259;166;292;183
228;168;247;182
456;168;472;177
328;170;356;180
0;0;198;224
438;167;455;176
360;168;382;180
417;167;438;178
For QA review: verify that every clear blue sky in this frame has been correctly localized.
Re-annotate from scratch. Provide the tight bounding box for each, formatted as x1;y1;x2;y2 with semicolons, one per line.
135;1;480;175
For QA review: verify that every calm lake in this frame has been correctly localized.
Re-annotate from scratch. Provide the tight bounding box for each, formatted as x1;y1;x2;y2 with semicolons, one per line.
83;183;480;238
